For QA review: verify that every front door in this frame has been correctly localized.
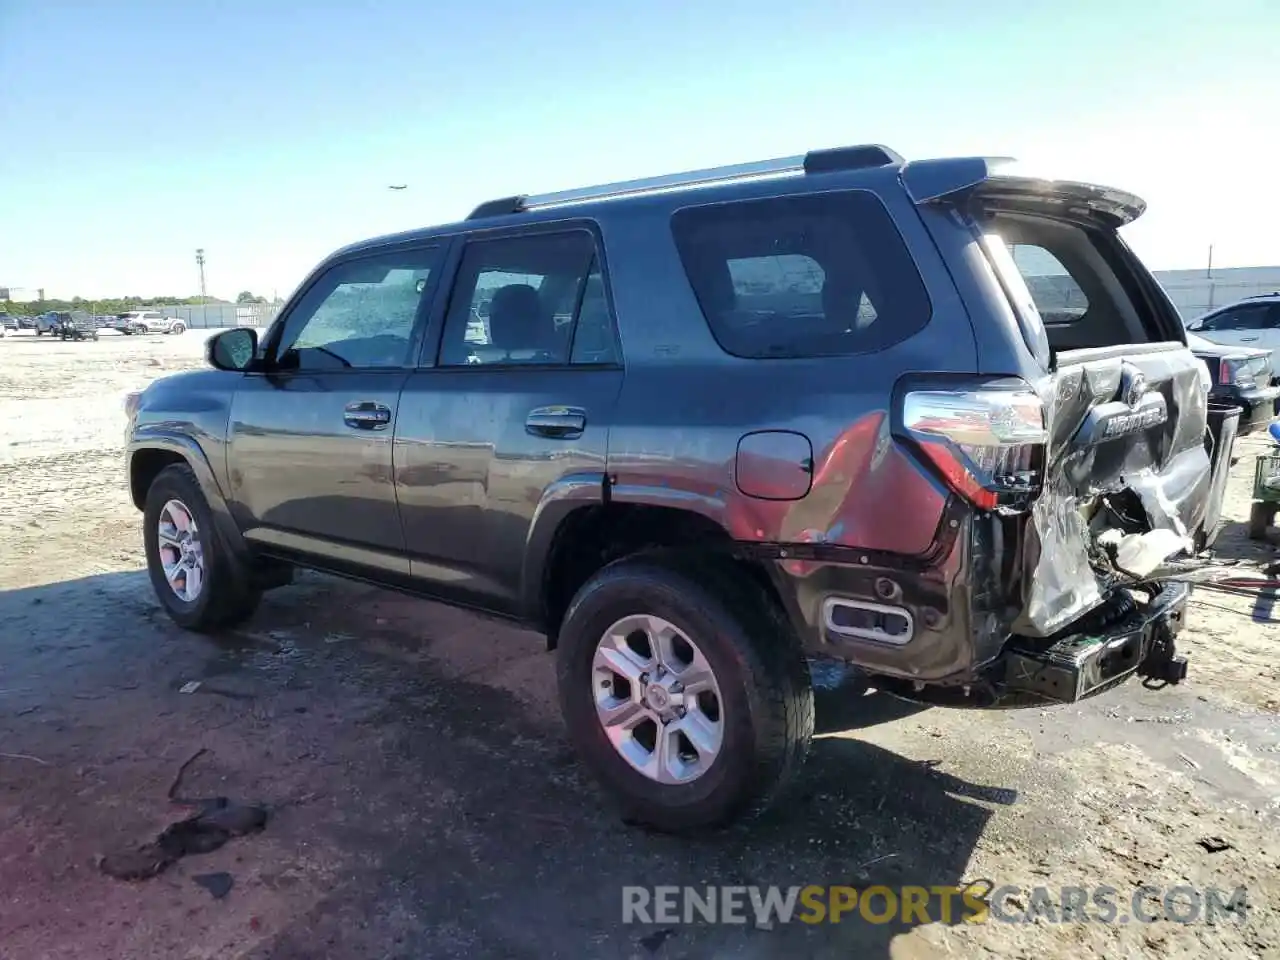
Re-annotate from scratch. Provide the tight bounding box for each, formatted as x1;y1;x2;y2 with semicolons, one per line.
227;243;446;575
395;228;623;613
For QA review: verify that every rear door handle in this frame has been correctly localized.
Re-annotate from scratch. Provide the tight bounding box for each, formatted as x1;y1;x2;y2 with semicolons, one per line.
526;406;587;439
1241;337;1259;342
343;401;392;430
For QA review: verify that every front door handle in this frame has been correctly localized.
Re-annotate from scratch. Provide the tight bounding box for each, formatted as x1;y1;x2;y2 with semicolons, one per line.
343;401;392;430
526;406;586;439
1240;337;1259;342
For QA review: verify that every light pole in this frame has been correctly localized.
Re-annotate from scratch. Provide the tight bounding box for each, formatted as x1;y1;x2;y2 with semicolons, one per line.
195;248;207;327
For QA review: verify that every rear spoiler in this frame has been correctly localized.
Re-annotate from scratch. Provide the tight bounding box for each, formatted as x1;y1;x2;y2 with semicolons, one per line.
899;156;1146;226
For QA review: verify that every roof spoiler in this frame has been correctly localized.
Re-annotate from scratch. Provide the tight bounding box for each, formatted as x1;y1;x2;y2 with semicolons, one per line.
899;156;1146;226
899;156;1016;204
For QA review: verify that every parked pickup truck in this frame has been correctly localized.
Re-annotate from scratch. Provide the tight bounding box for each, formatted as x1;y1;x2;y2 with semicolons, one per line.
125;144;1227;832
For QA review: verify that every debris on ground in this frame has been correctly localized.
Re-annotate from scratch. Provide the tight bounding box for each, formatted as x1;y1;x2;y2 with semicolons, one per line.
0;752;48;765
99;749;268;882
193;872;234;899
1197;836;1233;853
638;928;676;952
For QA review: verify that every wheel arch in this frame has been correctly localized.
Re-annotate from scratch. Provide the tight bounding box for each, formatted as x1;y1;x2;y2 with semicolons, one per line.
530;499;790;650
128;434;250;561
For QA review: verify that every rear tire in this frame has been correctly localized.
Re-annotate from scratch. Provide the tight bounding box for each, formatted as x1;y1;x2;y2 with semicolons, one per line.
556;554;813;832
143;463;260;631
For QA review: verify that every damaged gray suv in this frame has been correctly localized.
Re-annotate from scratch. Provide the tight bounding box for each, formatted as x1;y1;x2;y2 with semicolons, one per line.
126;144;1223;831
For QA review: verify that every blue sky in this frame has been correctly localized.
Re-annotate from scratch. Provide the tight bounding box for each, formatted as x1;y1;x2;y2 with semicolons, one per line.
1;0;1276;300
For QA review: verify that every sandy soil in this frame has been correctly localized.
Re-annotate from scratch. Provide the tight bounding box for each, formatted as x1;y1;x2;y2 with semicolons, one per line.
0;329;1277;959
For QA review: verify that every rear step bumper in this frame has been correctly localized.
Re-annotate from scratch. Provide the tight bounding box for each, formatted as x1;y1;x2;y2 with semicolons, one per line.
1001;582;1189;704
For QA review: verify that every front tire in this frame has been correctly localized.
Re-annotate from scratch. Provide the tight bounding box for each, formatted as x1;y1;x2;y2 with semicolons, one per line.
556;555;813;832
143;463;260;631
171;323;186;334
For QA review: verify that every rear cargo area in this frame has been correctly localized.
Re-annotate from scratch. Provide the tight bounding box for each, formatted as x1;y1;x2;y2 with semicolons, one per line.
976;193;1214;638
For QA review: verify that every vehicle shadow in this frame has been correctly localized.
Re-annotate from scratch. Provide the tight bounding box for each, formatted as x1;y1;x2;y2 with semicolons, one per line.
0;571;1013;960
1210;518;1280;561
809;658;932;734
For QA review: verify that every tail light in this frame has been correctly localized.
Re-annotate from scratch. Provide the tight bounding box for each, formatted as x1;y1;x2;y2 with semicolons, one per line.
902;383;1047;510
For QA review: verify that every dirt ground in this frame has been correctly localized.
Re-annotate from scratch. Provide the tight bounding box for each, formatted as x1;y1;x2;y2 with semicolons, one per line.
1;329;1277;959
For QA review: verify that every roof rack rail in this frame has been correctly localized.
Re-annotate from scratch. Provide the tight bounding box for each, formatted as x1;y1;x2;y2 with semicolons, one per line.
465;143;903;220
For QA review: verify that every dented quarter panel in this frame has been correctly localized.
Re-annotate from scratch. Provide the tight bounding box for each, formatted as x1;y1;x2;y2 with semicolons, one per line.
601;175;977;560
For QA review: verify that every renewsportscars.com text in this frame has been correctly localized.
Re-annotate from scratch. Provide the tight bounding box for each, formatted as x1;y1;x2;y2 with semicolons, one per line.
622;883;1250;926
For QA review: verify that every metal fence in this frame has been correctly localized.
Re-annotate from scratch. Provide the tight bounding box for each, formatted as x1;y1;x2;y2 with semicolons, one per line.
108;266;1280;332
1025;268;1280;324
1154;273;1280;321
156;303;283;329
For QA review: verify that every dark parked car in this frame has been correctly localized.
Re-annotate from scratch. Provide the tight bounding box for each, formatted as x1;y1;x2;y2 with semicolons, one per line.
18;315;37;330
1187;333;1279;435
0;313;18;333
126;144;1219;831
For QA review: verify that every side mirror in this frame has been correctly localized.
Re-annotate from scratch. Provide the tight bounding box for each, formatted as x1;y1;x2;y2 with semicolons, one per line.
207;327;258;371
1185;319;1203;332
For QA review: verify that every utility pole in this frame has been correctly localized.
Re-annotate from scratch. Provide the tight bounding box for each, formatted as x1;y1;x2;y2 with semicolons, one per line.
195;248;208;328
1206;244;1214;279
195;249;207;301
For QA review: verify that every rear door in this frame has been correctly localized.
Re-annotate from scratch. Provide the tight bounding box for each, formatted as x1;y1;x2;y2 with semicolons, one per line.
227;243;445;575
970;185;1214;633
394;226;623;614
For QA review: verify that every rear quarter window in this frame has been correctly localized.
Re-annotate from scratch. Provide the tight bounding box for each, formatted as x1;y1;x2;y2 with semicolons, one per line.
671;190;931;358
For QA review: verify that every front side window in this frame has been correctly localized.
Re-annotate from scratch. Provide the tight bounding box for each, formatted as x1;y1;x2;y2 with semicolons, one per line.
276;246;442;371
439;231;608;367
671;191;931;358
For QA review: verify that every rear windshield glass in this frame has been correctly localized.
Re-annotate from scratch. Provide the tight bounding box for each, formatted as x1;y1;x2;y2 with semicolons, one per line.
671;191;931;358
983;210;1166;352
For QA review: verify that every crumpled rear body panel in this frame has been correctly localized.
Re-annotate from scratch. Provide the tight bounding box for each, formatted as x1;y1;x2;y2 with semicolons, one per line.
1016;345;1211;637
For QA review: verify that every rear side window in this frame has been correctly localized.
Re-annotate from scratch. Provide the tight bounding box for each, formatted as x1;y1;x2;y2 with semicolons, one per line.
671;191;930;358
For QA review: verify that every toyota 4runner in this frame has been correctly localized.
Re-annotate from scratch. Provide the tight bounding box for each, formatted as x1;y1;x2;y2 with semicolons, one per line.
126;144;1223;831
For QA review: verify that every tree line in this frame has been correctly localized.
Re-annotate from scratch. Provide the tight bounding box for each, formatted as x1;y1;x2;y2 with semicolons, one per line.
0;291;273;316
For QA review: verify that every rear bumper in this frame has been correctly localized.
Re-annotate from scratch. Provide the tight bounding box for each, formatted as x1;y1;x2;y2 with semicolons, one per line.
998;581;1188;704
856;582;1191;708
762;520;1191;708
